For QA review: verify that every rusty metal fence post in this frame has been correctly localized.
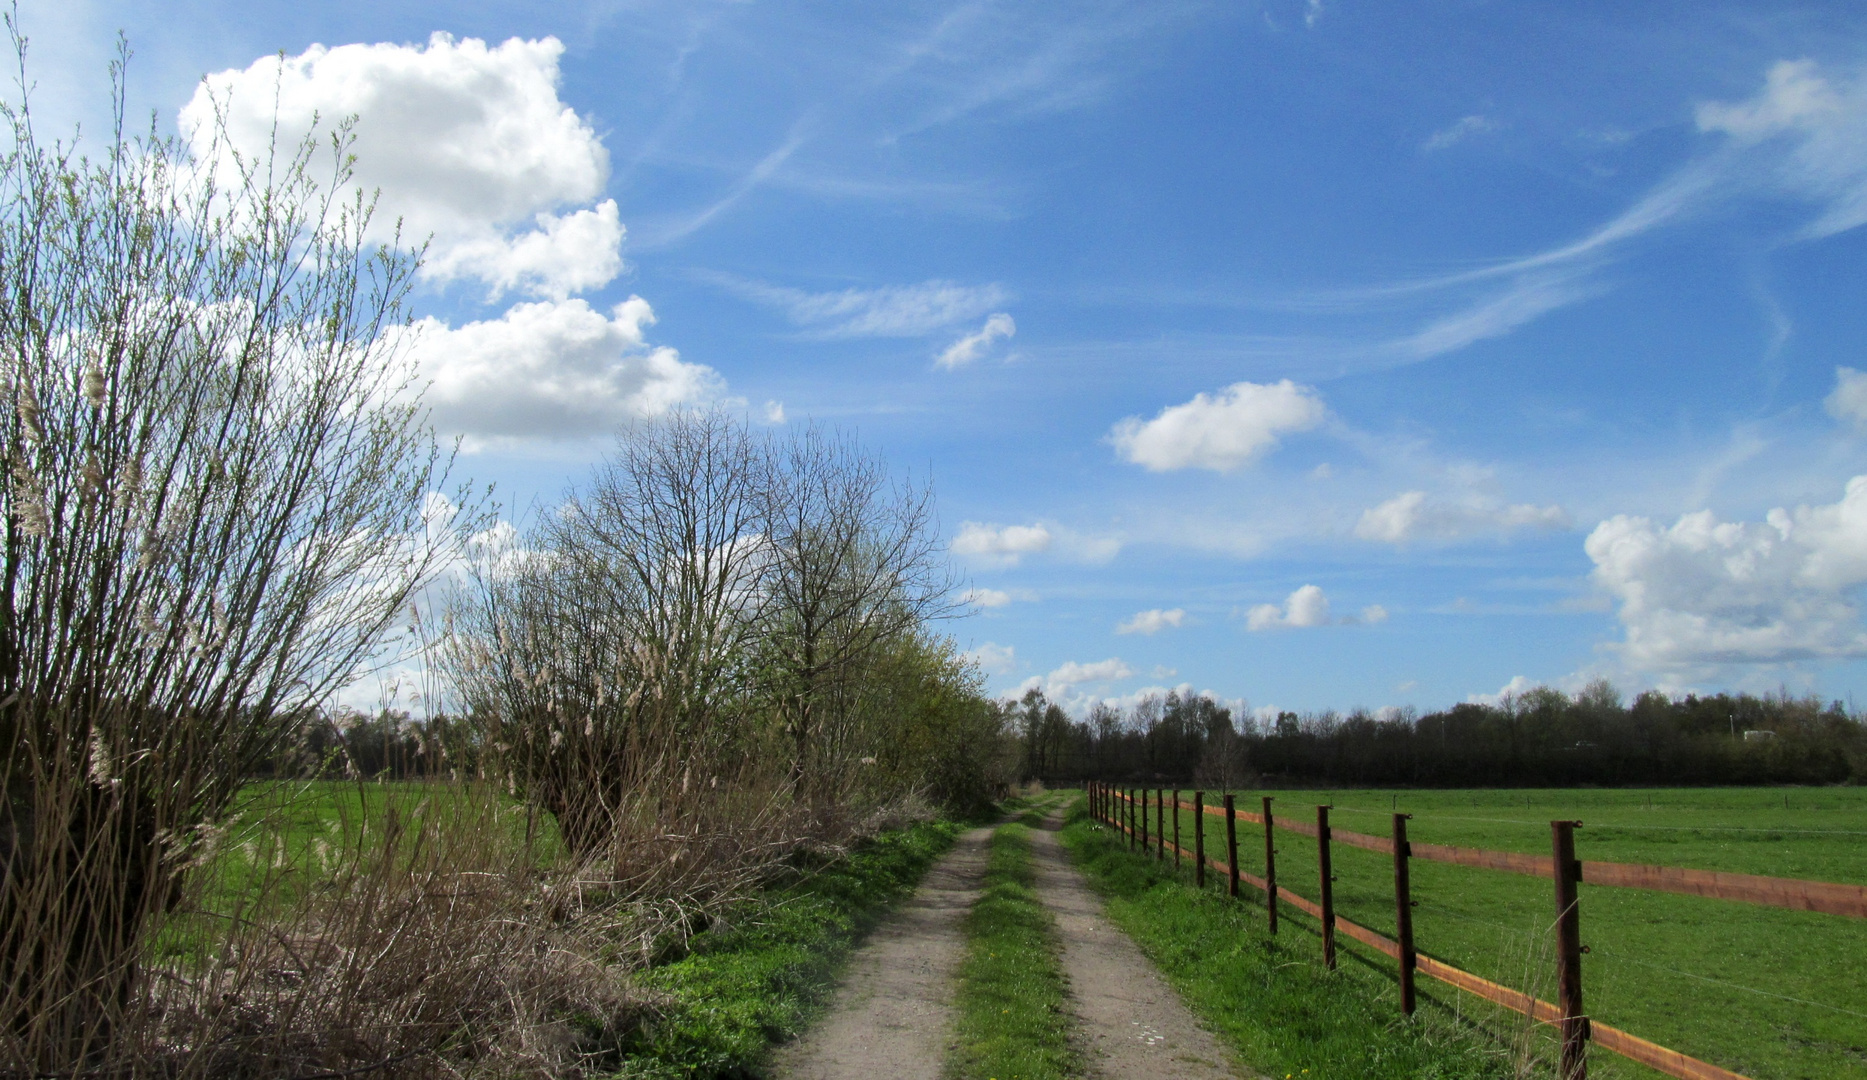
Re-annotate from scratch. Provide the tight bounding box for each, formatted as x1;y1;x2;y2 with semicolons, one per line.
1262;796;1278;935
1393;813;1417;1015
1318;804;1336;970
1156;789;1166;862
1224;794;1240;898
1553;820;1588;1080
1172;789;1181;869
1194;791;1206;887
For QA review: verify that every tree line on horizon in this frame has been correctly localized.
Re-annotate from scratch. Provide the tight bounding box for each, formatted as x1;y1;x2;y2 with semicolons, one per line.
1014;681;1867;788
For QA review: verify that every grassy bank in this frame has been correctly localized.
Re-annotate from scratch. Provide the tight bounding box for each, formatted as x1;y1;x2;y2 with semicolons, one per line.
1150;786;1867;1079
618;817;964;1078
1061;799;1510;1080
947;821;1076;1080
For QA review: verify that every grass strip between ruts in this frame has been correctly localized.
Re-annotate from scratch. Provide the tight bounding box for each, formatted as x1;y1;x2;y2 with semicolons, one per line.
947;821;1078;1080
616;818;964;1079
1058;799;1513;1080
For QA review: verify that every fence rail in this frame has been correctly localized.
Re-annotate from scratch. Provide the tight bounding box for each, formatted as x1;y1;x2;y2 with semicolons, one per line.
1084;782;1855;1080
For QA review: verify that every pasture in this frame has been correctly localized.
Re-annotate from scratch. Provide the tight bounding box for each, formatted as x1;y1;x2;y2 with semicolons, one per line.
1154;787;1867;1079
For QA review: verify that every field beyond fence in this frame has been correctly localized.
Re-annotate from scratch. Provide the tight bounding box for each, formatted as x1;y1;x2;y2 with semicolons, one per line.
1089;783;1867;1080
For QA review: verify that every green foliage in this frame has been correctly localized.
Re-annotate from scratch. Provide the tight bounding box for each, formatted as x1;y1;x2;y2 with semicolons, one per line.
948;823;1077;1080
617;819;963;1078
867;633;1020;817
1060;801;1510;1080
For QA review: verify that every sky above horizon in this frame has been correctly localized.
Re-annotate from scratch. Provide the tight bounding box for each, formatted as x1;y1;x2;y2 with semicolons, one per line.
22;0;1867;718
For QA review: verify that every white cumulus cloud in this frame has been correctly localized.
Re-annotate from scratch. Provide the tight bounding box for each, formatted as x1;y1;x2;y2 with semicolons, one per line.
964;641;1018;675
962;587;1014;609
937;313;1016;368
392;297;722;442
1044;658;1133;692
952;522;1052;566
1360;604;1390;625
1246;585;1332;631
184;33;621;299
1586;475;1867;669
1825;366;1867;429
1467;675;1539;706
1116;608;1185;635
1356;490;1570;543
1110;380;1325;473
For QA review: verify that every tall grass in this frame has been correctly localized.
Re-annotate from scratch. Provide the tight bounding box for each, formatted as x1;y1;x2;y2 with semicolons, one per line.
7;776;948;1078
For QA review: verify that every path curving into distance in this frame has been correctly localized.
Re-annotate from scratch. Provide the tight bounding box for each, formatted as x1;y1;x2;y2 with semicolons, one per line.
774;805;1256;1080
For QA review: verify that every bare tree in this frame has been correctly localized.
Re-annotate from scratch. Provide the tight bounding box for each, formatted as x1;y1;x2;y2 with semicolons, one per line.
447;410;771;857
0;53;459;1064
758;424;952;804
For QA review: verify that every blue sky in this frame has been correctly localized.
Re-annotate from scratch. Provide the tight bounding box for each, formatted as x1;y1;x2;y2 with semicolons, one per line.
25;1;1867;716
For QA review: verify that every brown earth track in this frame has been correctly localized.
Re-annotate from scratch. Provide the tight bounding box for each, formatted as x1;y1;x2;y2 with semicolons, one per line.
773;806;1259;1080
1028;811;1258;1080
769;824;993;1080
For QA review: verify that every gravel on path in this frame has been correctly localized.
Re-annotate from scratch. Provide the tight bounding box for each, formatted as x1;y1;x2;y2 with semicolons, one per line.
1030;813;1258;1080
770;824;993;1080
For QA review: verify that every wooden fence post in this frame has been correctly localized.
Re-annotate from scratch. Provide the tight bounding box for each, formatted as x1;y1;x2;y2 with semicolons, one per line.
1141;788;1151;854
1171;789;1181;869
1393;813;1416;1015
1262;796;1278;935
1194;791;1206;887
1128;789;1137;850
1224;795;1240;898
1318;804;1336;970
1553;820;1588;1080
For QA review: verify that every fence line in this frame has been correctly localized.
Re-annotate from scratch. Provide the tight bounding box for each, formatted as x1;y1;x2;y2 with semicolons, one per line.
1086;782;1827;1080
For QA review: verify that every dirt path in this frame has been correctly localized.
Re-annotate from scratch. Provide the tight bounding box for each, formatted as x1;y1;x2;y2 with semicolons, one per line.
770;824;994;1080
1029;814;1255;1079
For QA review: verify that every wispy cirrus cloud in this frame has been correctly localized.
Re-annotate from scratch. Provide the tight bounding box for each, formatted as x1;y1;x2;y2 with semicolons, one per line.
1422;114;1497;152
1113;58;1867;375
699;272;1011;339
938;313;1016;368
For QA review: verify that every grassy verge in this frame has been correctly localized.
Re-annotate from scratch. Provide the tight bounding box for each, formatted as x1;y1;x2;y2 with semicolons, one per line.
1061;799;1510;1080
617;818;964;1079
947;822;1077;1080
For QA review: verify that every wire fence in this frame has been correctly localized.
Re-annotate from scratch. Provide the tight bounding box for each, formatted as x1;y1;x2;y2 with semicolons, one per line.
1089;781;1867;1080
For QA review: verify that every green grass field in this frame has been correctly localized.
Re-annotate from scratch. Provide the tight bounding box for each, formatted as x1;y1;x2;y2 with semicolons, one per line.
1135;787;1867;1080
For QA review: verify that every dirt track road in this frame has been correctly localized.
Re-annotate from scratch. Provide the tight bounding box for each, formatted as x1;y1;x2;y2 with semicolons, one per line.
769;824;992;1080
774;808;1254;1080
1028;814;1250;1079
